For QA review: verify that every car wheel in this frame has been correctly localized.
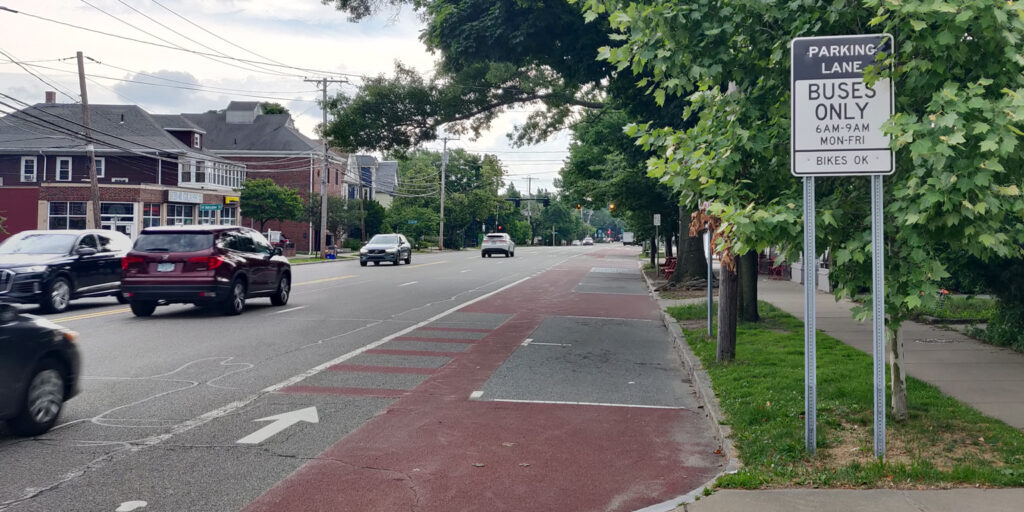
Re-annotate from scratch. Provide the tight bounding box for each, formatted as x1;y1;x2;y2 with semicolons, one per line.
394;254;401;265
40;277;72;314
510;250;515;257
223;279;246;316
405;253;412;264
481;253;486;258
374;261;380;266
271;275;290;306
360;261;367;267
7;359;65;436
130;300;157;317
116;292;129;304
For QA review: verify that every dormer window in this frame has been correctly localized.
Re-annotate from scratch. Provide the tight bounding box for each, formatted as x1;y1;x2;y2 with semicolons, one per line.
192;133;201;149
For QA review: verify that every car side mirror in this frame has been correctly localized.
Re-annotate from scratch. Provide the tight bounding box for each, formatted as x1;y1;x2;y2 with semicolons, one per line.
76;247;98;256
0;303;16;323
273;247;283;256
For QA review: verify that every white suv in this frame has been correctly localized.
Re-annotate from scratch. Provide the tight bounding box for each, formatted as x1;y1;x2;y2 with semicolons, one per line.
481;233;515;258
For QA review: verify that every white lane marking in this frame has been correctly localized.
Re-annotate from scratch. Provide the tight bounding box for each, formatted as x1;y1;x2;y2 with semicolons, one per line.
521;338;533;346
270;306;306;315
490;399;685;410
530;342;572;347
116;501;148;512
237;407;319;445
399;281;418;287
470;390;484;399
111;274;536;452
461;269;471;273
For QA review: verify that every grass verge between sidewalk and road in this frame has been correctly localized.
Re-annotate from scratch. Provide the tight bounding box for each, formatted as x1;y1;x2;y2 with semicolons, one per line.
669;301;1024;489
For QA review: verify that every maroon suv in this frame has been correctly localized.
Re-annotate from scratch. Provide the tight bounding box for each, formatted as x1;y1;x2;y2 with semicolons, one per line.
121;226;291;317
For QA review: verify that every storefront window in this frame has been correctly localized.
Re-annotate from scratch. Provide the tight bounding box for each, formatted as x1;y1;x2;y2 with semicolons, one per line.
220;206;237;225
143;203;161;227
167;204;195;226
199;209;217;225
48;201;87;229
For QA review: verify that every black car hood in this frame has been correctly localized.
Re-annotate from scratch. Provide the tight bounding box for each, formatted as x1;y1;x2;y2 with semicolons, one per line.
0;253;68;269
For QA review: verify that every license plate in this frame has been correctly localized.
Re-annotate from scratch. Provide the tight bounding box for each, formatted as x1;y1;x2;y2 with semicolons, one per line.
157;262;175;272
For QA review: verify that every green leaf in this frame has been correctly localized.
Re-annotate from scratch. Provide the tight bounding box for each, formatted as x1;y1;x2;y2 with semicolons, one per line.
910;20;927;31
980;139;999;152
979;233;997;247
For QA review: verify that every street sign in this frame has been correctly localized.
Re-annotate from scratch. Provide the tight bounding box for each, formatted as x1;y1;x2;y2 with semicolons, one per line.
407;219;418;224
791;34;894;176
653;214;661;226
199;203;222;212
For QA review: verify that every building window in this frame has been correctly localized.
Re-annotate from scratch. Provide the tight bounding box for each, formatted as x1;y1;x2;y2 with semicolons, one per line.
94;157;105;178
180;160;194;183
20;157;36;182
167;204;194;225
48;201;87;229
100;202;134;223
193;133;201;149
199;208;216;225
143;203;161;227
195;161;206;183
220;206;237;225
57;157;72;181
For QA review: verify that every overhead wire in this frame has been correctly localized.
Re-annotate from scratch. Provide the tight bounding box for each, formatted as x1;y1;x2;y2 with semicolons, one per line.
0;47;79;102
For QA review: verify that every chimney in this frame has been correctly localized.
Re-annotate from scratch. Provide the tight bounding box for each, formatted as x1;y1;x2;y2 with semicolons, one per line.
44;91;56;104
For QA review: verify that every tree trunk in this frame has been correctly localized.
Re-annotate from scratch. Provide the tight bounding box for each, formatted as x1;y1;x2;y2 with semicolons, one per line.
887;322;908;421
665;231;674;259
671;234;710;284
717;265;738;362
737;250;760;322
650;236;657;268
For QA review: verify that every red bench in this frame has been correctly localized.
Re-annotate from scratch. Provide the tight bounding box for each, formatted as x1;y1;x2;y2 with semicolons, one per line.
660;257;677;279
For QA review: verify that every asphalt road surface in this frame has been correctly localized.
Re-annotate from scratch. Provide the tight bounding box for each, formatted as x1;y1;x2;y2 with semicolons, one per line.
0;245;724;512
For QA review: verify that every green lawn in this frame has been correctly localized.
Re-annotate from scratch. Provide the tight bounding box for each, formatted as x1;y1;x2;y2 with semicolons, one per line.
669;302;1024;489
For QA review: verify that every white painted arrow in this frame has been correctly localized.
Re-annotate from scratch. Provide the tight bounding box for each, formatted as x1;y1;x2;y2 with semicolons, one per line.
236;407;319;445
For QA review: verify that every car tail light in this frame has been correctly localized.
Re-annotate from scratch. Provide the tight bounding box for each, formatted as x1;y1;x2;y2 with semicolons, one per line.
121;256;144;270
188;255;224;270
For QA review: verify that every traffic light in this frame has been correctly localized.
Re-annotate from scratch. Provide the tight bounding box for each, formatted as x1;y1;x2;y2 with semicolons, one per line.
513;199;521;208
609;203;615;211
497;225;503;231
542;197;550;207
576;203;582;209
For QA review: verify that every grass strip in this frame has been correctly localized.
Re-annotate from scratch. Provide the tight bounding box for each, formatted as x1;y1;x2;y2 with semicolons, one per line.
669;301;1024;489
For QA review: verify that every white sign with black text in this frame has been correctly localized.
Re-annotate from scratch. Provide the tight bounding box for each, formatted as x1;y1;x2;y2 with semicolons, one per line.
791;34;894;176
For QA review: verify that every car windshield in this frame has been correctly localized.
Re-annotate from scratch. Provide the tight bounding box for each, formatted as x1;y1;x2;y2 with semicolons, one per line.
0;233;76;254
486;235;507;240
369;235;399;244
134;233;214;252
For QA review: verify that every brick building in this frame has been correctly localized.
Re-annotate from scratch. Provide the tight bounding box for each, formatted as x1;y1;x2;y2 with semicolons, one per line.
0;94;245;243
182;102;348;253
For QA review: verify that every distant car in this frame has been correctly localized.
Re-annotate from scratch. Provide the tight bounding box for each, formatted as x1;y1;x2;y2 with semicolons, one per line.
359;234;412;266
571;240;582;246
582;237;594;246
0;302;80;436
481;233;515;258
121;225;291;317
0;229;133;313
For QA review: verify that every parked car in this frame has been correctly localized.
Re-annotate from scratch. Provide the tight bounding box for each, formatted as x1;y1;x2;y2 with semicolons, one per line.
121;226;291;317
0;229;133;313
582;237;594;246
571;240;582;246
359;234;412;266
481;233;515;258
0;302;80;436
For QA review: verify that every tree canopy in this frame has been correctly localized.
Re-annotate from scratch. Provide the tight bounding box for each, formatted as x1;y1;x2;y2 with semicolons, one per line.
240;178;304;232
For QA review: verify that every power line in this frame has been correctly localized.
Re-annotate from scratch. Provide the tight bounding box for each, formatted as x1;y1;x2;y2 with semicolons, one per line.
0;47;78;102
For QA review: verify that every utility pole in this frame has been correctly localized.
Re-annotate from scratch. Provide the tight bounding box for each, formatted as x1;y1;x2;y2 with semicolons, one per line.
304;77;347;257
523;175;536;245
438;136;457;251
77;51;100;229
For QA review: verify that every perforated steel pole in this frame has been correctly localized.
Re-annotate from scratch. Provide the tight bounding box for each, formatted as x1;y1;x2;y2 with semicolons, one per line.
804;177;817;454
871;174;886;458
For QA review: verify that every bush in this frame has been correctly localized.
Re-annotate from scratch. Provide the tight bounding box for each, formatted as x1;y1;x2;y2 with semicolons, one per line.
342;238;362;251
975;299;1024;352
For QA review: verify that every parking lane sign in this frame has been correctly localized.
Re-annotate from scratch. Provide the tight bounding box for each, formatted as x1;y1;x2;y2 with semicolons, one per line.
791;34;894;176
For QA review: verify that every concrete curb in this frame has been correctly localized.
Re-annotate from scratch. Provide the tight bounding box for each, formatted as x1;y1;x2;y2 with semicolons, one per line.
639;265;741;510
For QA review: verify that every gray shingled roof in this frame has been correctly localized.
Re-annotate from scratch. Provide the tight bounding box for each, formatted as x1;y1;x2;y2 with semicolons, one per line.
376;161;398;194
0;103;197;155
226;101;261;112
352;155;377;168
151;114;206;134
182;111;319;153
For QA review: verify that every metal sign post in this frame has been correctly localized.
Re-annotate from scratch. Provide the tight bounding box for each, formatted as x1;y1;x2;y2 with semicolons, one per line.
792;33;894;457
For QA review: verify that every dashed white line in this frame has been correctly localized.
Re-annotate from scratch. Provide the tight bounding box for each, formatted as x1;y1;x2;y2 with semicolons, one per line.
530;342;572;347
470;390;484;399
461;270;471;273
521;338;533;346
270;306;306;315
399;281;418;287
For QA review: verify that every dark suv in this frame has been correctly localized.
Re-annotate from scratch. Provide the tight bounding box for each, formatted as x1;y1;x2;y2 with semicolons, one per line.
121;226;291;317
0;229;133;313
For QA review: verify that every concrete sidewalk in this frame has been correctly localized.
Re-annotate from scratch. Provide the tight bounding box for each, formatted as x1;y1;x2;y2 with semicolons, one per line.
657;277;1024;512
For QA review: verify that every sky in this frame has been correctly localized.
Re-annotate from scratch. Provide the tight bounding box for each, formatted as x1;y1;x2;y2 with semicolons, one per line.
0;0;569;192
